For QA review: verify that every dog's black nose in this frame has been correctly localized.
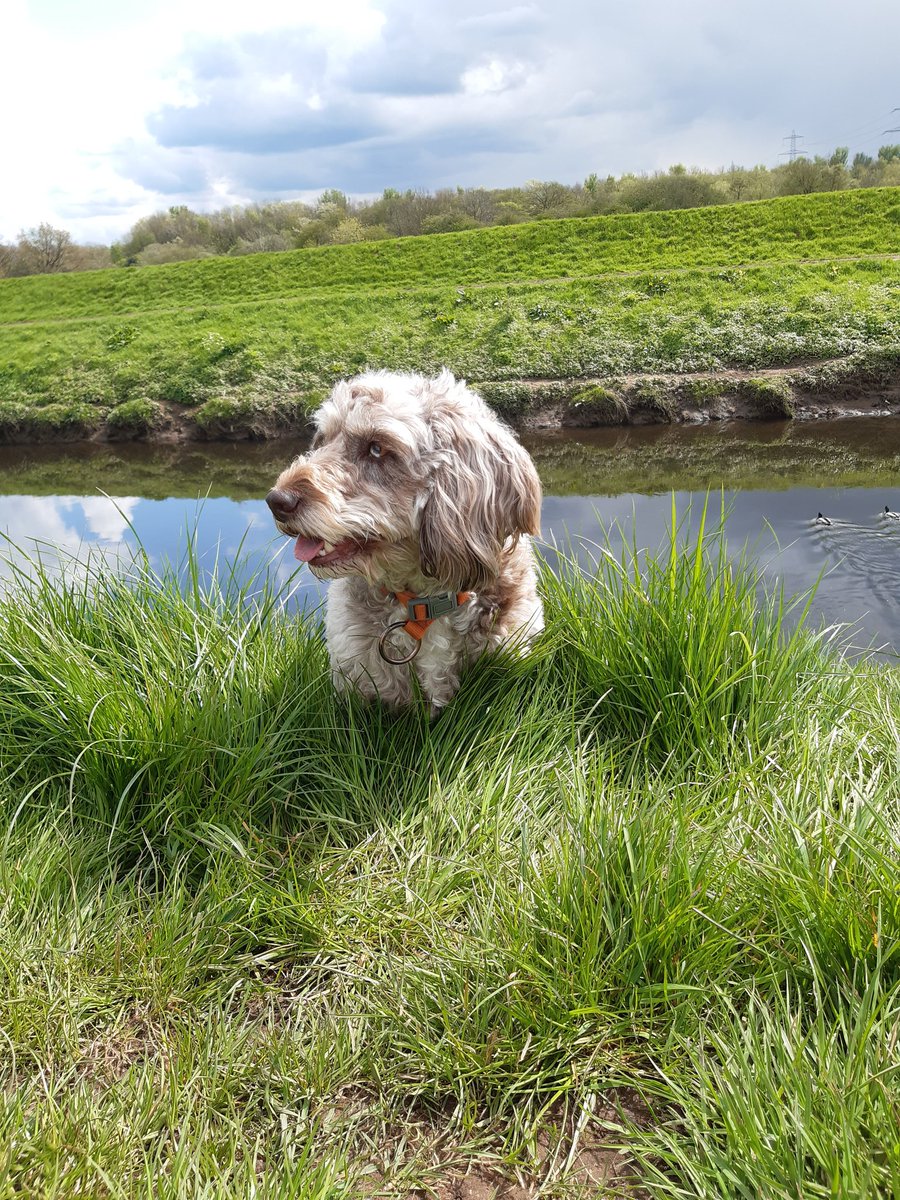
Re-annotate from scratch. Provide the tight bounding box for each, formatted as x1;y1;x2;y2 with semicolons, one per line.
266;488;301;518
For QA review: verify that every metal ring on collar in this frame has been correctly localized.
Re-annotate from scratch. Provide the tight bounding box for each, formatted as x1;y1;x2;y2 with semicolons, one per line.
378;621;422;665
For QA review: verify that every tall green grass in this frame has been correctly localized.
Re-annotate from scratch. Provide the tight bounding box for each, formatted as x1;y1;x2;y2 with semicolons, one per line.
0;512;897;1196
545;497;839;765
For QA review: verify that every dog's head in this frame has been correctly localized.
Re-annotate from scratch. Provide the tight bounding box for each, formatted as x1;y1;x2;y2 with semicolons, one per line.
267;369;541;591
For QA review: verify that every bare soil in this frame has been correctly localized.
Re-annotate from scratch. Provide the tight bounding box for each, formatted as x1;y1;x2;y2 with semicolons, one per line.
345;1089;653;1199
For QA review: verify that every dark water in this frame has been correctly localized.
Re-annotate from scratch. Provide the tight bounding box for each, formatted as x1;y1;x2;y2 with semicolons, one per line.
1;418;898;657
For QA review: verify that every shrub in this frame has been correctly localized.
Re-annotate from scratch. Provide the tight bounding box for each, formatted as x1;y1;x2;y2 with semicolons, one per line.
565;385;629;425
627;380;677;421
420;213;481;235
136;242;213;266
105;398;163;437
738;376;796;417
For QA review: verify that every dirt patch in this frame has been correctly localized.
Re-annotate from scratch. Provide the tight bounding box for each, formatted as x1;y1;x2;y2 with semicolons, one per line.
343;1088;651;1199
77;1008;166;1085
424;1165;531;1198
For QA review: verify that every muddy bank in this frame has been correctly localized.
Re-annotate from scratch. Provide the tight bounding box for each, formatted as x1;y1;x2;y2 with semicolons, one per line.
484;357;900;429
1;355;898;446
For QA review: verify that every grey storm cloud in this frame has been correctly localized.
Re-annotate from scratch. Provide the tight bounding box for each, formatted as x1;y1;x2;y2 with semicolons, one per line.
124;120;543;201
121;0;551;192
149;101;382;155
113;141;210;195
118;0;900;205
147;28;376;154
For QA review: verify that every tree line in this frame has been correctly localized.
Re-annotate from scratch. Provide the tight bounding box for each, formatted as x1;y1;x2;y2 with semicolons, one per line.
2;146;899;278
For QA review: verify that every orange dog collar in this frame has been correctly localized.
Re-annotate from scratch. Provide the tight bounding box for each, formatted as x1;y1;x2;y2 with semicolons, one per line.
378;589;473;664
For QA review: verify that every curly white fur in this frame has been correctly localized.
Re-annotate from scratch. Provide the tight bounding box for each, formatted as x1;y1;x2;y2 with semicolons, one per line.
266;369;543;710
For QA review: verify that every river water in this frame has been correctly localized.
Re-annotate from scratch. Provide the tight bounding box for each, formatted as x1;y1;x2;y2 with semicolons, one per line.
1;417;898;657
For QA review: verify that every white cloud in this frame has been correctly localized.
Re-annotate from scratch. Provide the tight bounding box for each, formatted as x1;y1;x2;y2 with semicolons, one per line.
0;495;139;586
74;497;141;542
461;58;527;96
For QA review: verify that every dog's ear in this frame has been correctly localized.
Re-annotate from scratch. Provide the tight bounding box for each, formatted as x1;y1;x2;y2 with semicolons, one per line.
418;385;541;591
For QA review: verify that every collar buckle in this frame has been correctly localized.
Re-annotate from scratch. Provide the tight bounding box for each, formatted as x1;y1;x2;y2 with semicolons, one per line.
406;591;460;622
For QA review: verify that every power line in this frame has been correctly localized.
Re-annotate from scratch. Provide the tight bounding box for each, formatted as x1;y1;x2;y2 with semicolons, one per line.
771;108;900;167
780;130;804;161
825;109;899;144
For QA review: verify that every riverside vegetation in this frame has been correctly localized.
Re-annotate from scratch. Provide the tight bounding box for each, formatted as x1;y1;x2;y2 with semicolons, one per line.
1;188;900;442
0;502;898;1197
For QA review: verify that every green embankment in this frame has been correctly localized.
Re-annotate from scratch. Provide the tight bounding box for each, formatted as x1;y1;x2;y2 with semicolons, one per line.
1;188;899;442
0;514;897;1195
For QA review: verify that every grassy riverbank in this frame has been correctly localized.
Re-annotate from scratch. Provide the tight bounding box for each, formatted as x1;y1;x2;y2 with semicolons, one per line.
0;512;898;1197
1;189;899;442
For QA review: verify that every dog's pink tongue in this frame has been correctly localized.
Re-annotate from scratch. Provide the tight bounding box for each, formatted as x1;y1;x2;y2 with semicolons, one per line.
293;536;325;562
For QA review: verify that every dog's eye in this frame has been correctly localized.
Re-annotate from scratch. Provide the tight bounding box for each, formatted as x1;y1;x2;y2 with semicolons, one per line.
368;441;383;459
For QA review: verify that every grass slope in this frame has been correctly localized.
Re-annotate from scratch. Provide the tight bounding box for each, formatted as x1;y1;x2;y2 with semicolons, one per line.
1;190;899;442
3;189;899;321
0;510;898;1197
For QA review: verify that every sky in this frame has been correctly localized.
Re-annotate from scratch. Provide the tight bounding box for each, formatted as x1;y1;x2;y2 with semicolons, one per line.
3;0;899;244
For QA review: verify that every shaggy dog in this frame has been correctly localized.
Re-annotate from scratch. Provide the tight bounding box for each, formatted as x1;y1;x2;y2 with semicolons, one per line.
266;369;543;710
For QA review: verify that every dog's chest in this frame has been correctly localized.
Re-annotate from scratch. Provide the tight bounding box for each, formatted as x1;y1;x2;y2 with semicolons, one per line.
325;580;485;707
405;604;481;706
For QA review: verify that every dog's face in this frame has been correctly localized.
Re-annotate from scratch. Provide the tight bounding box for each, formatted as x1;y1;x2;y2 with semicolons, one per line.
266;369;541;591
